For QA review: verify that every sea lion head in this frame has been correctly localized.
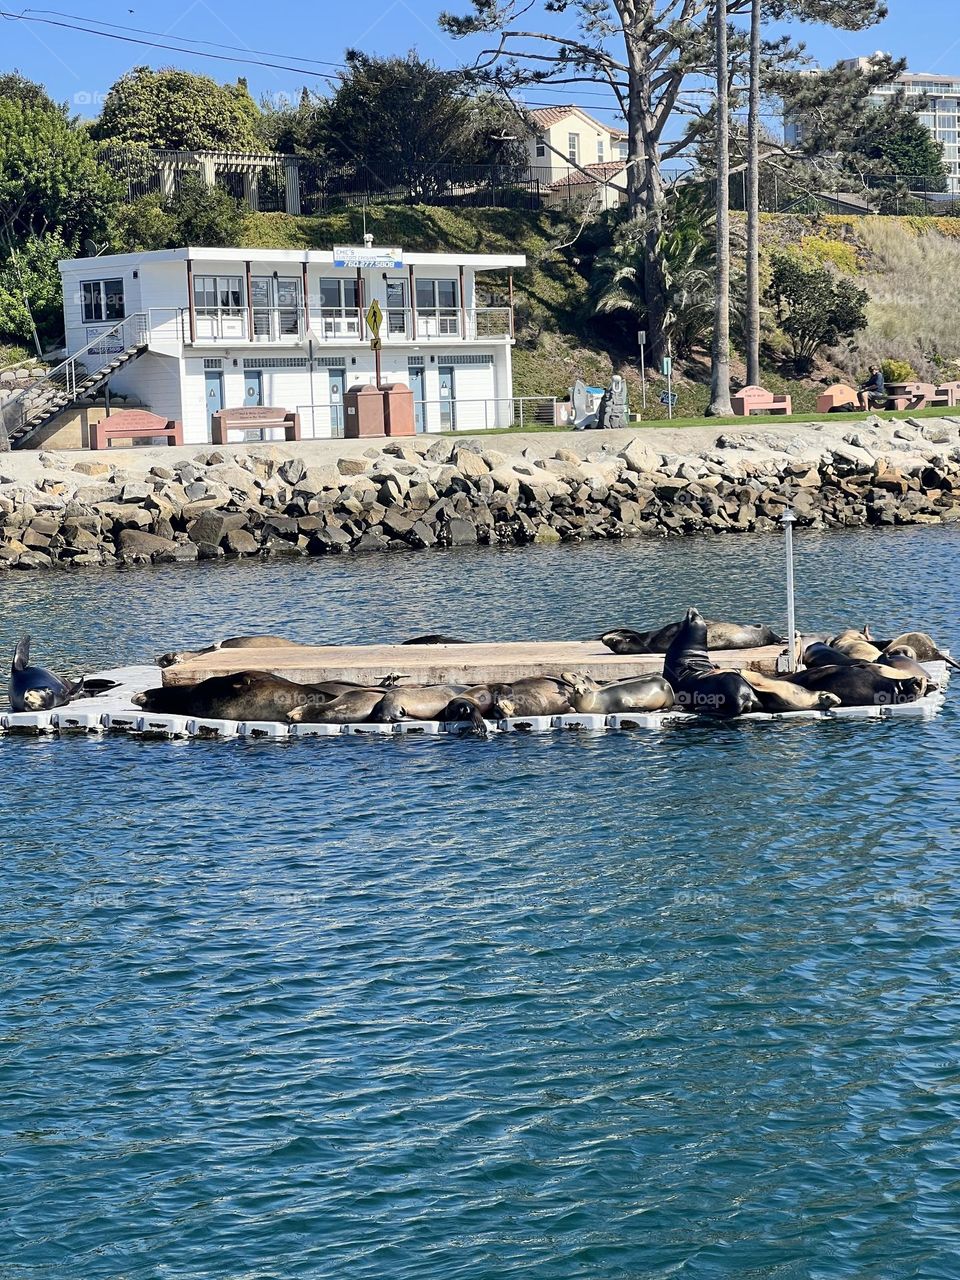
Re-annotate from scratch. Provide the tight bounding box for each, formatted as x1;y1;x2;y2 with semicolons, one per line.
886;645;918;661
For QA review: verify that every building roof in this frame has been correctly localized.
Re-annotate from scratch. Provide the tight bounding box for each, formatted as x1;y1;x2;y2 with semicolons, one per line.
529;104;627;138
548;162;627;189
58;247;527;272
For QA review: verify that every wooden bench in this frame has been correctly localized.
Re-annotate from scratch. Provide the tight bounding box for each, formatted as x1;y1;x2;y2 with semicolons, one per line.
816;384;859;413
210;407;301;445
90;409;183;450
731;384;792;417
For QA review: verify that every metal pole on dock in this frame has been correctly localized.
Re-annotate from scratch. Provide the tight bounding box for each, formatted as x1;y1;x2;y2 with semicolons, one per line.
782;508;797;672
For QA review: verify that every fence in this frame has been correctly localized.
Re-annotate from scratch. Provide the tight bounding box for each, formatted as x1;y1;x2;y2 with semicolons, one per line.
99;146;960;219
294;395;558;439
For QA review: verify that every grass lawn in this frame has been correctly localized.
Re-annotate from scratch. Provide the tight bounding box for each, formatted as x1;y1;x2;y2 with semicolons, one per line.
449;404;956;436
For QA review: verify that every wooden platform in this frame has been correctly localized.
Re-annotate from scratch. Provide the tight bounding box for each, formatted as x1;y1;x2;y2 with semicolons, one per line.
161;640;788;688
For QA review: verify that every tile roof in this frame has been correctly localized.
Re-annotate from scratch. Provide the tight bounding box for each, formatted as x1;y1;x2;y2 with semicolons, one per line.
529;105;627;137
548;161;627;188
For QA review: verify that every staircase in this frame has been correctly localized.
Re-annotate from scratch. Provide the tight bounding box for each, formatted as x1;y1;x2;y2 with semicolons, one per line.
1;314;149;449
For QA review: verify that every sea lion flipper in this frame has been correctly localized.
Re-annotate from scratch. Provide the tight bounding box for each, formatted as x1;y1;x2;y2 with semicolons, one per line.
64;677;86;702
13;635;30;671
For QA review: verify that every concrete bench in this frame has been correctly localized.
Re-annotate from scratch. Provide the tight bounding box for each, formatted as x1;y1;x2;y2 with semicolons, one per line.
211;407;301;445
90;410;183;449
884;382;950;411
731;385;792;417
935;381;960;407
815;384;858;413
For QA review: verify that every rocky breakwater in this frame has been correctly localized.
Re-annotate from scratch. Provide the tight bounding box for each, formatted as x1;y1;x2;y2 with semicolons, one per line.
1;416;959;571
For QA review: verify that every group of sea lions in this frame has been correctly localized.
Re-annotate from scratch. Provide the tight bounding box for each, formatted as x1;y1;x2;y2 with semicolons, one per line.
8;618;954;728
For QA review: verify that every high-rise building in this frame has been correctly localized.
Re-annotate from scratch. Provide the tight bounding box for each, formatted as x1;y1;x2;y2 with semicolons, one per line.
786;57;960;194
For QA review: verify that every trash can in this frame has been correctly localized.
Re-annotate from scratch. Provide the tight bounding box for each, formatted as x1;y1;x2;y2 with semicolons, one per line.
382;383;415;436
343;384;385;438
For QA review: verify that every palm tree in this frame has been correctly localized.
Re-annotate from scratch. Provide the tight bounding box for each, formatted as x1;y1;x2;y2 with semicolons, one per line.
708;0;734;415
745;0;763;387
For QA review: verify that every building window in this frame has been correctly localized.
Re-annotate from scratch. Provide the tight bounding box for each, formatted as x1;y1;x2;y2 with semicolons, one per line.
251;275;303;338
81;278;125;323
386;279;407;334
318;277;361;338
568;132;580;163
319;278;360;312
193;275;243;316
597;138;605;162
535;134;546;158
415;278;460;335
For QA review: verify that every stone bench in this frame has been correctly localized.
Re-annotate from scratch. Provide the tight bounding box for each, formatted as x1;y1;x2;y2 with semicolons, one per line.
815;384;858;413
211;407;301;445
731;385;792;417
90;410;183;450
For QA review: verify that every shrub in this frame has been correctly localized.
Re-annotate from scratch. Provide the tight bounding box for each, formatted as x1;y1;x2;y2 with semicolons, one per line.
766;251;869;372
881;358;917;384
799;235;860;275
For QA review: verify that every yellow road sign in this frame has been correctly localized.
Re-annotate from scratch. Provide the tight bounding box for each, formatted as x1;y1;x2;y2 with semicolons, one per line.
370;337;382;352
365;300;383;336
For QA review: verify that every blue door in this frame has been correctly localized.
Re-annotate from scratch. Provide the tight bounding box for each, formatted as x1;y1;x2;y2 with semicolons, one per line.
409;367;426;433
243;370;262;406
329;368;346;436
205;370;224;434
438;365;456;431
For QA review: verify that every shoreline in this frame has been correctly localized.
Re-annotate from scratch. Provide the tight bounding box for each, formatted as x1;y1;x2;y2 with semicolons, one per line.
1;415;959;571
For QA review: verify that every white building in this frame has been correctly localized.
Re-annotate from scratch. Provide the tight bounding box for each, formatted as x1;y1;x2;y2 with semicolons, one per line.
525;106;628;209
786;58;960;194
56;244;525;444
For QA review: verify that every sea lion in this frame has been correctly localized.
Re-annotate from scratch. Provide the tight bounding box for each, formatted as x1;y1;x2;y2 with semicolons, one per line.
9;635;85;712
877;646;937;694
662;608;762;718
156;636;309;669
370;684;467;722
561;671;675;714
401;635;469;645
873;631;960;670
830;630;883;662
600;620;784;655
438;695;493;737
135;671;328;721
802;641;862;668
287;689;387;724
787;662;923;707
740;669;841;712
492;676;573;718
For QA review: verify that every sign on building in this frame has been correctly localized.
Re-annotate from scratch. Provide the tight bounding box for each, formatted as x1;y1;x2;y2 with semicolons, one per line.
333;246;404;269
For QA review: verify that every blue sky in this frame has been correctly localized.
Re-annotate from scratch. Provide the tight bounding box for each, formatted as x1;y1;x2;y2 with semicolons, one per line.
1;0;956;128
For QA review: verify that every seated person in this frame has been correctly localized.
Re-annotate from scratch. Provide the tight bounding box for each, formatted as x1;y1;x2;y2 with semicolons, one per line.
857;366;886;411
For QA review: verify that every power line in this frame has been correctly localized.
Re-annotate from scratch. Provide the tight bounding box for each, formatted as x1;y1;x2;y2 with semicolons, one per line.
2;6;630;107
0;9;342;79
22;8;350;71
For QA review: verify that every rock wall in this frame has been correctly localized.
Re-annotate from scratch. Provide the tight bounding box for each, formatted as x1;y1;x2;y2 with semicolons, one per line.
2;419;960;570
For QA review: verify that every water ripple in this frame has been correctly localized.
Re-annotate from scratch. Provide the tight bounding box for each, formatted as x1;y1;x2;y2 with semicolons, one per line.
1;528;959;1278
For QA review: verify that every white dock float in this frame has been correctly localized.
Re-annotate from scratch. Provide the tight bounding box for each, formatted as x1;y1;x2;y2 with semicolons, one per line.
0;664;949;742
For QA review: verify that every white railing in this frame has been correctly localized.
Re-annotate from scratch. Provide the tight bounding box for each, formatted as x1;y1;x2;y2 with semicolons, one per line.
294;395;557;438
143;306;513;346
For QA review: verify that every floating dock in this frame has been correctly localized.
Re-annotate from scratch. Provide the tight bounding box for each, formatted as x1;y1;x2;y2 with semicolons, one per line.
0;661;949;740
161;640;788;688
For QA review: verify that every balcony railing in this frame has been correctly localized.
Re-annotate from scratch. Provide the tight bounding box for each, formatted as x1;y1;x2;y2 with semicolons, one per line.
140;305;513;347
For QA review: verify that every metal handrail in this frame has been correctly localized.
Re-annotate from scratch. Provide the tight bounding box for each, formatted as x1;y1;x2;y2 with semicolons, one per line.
2;312;149;442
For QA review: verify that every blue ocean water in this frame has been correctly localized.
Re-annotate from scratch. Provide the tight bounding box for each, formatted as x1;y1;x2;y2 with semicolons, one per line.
1;526;959;1280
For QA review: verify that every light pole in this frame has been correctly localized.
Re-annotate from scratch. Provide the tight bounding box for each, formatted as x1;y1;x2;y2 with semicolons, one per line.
781;508;797;671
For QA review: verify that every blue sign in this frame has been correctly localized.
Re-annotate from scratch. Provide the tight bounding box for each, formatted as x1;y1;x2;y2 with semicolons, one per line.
660;392;678;407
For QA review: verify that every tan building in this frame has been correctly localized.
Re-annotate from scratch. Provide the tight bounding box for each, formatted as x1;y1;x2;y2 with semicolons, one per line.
526;106;628;209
